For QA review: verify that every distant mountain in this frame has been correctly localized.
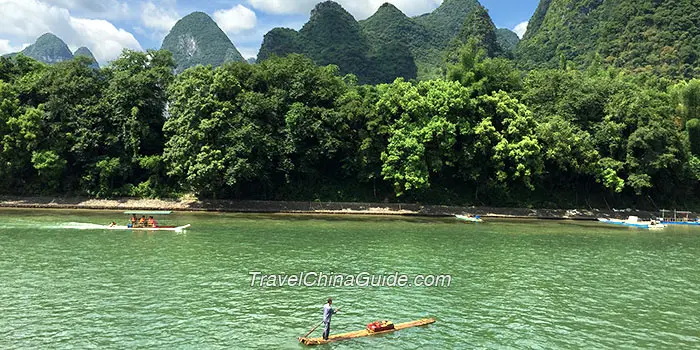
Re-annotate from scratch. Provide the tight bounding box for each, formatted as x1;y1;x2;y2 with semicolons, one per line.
446;3;502;59
246;58;256;64
299;2;373;80
21;33;73;64
517;0;700;77
360;3;431;58
73;47;99;68
257;28;305;62
414;0;480;48
259;0;501;83
496;28;519;54
259;2;376;83
161;12;245;73
360;3;425;81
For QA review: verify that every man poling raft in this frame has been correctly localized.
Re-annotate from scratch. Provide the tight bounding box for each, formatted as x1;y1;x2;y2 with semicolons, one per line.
298;298;436;346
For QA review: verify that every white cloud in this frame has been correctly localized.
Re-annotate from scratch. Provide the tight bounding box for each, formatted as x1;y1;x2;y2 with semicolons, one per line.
247;0;443;19
0;0;142;65
140;1;179;39
214;5;257;36
0;39;28;55
236;46;259;60
70;17;142;63
513;21;528;39
45;0;130;20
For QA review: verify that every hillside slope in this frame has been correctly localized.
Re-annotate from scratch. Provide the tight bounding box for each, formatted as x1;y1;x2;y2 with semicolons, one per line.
517;0;700;77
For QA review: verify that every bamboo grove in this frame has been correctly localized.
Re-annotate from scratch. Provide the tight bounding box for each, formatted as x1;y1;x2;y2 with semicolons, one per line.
0;47;699;208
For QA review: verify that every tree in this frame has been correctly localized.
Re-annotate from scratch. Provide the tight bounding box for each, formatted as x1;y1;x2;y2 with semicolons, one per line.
447;40;521;96
103;49;176;196
670;79;700;128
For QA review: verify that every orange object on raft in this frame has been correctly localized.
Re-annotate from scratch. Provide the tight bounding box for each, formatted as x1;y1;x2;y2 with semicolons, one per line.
299;318;435;346
367;320;394;332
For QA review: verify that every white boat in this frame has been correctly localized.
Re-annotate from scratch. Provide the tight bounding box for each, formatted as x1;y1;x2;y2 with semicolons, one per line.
106;224;191;232
455;214;483;223
597;216;665;229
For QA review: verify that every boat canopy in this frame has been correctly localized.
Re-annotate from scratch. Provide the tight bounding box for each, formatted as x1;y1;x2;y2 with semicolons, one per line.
123;211;173;215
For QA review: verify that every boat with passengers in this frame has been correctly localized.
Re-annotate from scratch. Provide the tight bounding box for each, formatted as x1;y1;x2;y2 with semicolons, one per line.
111;211;191;232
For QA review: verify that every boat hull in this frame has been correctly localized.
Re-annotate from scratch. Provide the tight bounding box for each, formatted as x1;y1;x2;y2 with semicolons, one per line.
661;221;700;226
455;215;483;223
107;224;191;232
597;218;664;229
299;318;435;346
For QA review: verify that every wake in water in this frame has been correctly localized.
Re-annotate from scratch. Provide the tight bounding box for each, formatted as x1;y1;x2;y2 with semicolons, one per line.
44;222;110;230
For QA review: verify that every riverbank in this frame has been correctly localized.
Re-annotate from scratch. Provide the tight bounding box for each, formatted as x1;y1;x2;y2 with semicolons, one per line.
0;196;680;220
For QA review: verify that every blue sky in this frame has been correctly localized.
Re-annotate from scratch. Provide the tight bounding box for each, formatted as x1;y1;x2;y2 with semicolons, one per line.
0;0;539;65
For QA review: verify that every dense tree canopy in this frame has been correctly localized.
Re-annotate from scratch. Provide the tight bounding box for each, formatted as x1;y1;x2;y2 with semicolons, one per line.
0;40;698;209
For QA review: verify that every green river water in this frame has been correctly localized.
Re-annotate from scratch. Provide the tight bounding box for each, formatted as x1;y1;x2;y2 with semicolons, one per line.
0;209;699;349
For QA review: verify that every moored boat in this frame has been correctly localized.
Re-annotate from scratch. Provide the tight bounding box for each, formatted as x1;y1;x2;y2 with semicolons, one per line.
299;318;436;345
658;209;700;226
455;214;483;223
597;216;665;229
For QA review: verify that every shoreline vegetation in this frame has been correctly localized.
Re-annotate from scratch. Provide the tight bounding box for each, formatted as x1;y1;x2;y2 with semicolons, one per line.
0;196;679;221
2;43;700;211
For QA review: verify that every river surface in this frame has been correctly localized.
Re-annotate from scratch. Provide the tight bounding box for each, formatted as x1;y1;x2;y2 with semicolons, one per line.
0;209;699;349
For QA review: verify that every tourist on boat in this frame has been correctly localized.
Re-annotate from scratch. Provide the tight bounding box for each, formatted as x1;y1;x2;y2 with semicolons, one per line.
138;216;146;227
147;216;158;228
323;298;338;340
130;215;137;226
109;221;116;227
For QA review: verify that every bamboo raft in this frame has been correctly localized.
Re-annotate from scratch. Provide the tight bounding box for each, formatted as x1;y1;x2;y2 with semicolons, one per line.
299;318;436;345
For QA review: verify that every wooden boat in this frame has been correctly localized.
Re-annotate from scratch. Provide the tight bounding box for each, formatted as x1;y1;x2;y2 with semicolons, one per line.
112;211;191;232
299;318;435;346
597;216;665;229
455;214;483;223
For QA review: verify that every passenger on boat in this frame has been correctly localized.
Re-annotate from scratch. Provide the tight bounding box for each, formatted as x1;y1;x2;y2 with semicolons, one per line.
138;216;146;227
147;216;158;228
323;298;338;340
130;215;137;226
109;221;116;227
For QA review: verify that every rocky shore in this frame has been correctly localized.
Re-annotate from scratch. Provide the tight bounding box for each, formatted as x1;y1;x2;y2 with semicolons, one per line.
0;196;680;221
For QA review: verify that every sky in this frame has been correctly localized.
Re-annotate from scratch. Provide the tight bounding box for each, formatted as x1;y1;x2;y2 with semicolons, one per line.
0;0;540;66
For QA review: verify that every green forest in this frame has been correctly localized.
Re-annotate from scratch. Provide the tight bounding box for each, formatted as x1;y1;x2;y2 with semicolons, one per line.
1;45;699;209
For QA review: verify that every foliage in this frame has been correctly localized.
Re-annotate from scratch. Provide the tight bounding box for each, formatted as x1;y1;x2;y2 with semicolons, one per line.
1;48;700;209
687;119;700;156
446;4;502;61
447;41;521;96
517;0;700;78
496;29;519;55
670;79;700;128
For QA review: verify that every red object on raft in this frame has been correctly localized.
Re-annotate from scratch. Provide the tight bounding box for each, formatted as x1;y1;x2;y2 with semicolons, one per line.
367;320;395;332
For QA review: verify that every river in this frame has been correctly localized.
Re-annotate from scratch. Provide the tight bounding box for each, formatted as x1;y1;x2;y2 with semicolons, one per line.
0;209;698;349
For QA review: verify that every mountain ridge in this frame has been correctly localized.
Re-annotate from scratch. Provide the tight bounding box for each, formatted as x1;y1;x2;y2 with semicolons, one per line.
161;11;245;73
258;0;502;82
20;33;74;64
517;0;700;77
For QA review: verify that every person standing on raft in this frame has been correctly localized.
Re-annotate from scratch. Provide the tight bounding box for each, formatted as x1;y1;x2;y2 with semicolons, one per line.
323;298;339;340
